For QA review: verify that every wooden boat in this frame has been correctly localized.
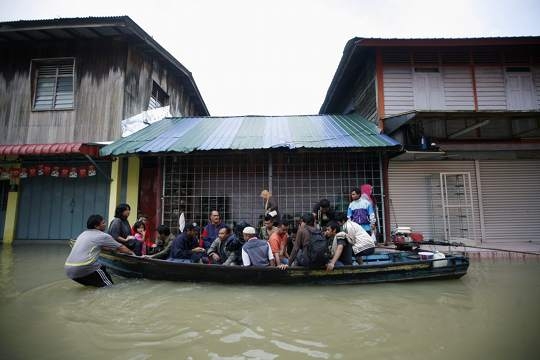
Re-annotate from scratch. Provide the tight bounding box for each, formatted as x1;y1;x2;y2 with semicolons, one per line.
98;250;469;285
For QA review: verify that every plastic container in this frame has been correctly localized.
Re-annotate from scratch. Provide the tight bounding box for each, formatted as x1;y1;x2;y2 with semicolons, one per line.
418;251;434;260
432;251;448;268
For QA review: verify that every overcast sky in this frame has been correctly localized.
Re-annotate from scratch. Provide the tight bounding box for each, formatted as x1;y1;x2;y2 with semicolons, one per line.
2;0;540;116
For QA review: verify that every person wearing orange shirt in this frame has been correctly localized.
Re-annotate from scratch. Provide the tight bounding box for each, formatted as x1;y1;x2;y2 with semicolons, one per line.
268;221;290;265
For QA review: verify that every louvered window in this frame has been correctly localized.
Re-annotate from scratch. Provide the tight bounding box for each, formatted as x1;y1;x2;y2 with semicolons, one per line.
33;59;75;110
148;82;169;110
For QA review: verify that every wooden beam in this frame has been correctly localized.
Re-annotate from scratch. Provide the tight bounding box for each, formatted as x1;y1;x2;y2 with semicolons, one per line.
376;48;385;129
126;157;140;225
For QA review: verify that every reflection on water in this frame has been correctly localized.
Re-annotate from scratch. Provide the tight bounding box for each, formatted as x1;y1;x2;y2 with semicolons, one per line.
0;243;539;360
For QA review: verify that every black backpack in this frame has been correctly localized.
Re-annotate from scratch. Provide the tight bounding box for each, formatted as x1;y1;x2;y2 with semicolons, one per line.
305;228;329;267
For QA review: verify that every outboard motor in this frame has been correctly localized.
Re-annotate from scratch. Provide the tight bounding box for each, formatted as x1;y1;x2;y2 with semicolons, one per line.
391;226;424;250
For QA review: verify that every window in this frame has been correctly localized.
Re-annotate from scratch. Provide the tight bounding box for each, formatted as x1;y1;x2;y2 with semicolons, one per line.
148;81;169;110
32;58;75;110
505;67;537;110
413;67;445;110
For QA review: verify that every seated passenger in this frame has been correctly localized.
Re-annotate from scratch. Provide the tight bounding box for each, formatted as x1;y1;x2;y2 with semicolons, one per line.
335;212;375;264
207;226;238;265
324;221;353;271
241;226;276;267
259;214;277;240
169;224;206;263
283;213;328;268
200;210;227;250
108;203;143;255
268;220;290;265
132;220;147;255
149;225;175;259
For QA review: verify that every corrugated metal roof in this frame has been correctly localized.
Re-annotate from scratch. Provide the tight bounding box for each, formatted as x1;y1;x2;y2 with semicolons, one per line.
100;114;400;156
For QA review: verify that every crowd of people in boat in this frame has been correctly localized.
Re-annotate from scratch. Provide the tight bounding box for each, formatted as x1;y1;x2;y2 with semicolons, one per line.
64;185;378;287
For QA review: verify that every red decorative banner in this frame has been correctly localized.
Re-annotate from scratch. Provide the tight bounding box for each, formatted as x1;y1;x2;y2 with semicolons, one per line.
78;166;88;178
59;167;69;178
0;167;8;180
9;164;100;179
19;168;28;179
9;167;20;179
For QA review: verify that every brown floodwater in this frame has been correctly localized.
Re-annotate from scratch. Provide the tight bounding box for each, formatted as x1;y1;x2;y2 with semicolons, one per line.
0;242;539;360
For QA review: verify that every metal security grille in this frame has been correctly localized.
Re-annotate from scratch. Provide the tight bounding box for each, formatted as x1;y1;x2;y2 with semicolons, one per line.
162;152;383;234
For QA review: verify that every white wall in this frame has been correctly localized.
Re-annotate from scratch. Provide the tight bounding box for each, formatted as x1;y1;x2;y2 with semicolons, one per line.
383;66;414;116
383;65;540;114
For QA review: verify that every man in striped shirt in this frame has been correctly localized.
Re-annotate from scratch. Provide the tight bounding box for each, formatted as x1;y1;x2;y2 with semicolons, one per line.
65;214;134;287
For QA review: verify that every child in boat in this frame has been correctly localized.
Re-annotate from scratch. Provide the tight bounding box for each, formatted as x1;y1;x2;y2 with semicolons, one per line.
132;220;147;255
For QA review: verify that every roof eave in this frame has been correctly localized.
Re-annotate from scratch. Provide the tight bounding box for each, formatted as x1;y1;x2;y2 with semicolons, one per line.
319;37;363;114
120;17;210;116
355;37;540;48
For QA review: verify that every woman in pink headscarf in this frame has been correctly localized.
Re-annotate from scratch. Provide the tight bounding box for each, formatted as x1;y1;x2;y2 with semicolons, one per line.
347;184;377;235
361;184;377;209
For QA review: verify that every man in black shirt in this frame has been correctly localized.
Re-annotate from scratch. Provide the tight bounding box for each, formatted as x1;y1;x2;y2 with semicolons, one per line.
324;221;353;271
312;199;335;228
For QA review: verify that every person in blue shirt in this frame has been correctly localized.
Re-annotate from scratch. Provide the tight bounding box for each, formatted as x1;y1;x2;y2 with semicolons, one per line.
200;210;227;250
169;224;206;263
347;186;376;235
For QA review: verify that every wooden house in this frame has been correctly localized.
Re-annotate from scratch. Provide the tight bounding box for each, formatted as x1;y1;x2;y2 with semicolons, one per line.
321;37;540;244
0;16;209;241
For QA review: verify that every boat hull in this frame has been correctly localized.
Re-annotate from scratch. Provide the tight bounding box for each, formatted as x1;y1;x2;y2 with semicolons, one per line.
98;251;469;285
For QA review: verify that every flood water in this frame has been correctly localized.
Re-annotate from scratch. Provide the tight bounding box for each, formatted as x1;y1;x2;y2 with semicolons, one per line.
0;242;539;360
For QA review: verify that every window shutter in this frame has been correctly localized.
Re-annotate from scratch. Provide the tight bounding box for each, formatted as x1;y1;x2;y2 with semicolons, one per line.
33;60;74;110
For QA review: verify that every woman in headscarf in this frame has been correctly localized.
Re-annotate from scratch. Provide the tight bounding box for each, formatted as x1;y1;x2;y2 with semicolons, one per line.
347;184;377;235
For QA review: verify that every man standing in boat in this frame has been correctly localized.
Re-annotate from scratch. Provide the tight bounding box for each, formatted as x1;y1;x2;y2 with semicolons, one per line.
312;199;336;228
65;214;134;287
241;226;276;267
200;210;227;250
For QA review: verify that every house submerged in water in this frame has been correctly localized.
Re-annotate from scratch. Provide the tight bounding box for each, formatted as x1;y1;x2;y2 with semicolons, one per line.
99;114;400;236
320;37;540;245
0;16;208;242
2;22;539;247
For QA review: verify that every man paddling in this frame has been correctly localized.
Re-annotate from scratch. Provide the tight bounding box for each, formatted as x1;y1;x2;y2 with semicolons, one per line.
65;214;134;287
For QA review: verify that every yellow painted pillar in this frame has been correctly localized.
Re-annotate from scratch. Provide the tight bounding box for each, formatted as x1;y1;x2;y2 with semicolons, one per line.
107;158;122;223
126;156;140;225
3;190;19;244
3;163;20;244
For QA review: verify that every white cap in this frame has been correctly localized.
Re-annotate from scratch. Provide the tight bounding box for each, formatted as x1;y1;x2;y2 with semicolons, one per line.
242;226;256;235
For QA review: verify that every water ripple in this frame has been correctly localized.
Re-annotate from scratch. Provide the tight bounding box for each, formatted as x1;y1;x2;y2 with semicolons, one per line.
271;339;331;359
220;328;265;343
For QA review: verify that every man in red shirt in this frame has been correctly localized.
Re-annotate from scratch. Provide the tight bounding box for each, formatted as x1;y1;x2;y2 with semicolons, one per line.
268;221;290;266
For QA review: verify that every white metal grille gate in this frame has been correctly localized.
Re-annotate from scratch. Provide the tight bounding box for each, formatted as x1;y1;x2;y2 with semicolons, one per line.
162;152;383;234
437;172;477;243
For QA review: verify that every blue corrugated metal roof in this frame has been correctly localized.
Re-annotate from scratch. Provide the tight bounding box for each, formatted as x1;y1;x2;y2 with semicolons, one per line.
100;114;401;156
